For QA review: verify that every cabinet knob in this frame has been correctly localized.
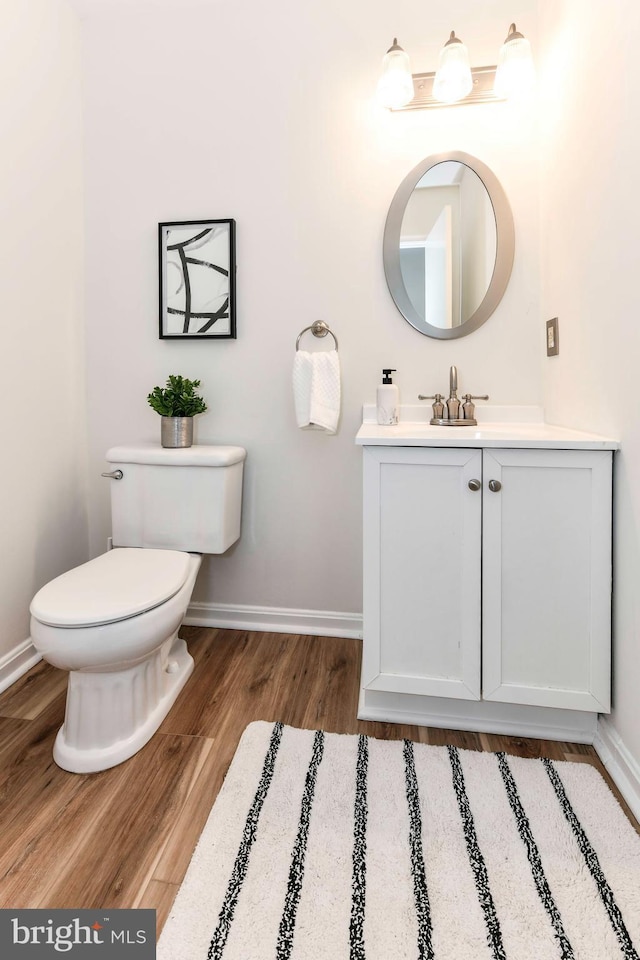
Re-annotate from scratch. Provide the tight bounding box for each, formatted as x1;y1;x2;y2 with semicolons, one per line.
468;478;481;491
488;479;502;492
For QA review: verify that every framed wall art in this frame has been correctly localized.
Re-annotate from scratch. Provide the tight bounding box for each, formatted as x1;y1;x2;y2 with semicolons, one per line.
158;218;236;339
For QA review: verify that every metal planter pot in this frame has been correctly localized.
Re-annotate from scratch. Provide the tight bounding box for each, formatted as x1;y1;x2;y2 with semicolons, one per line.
161;416;193;448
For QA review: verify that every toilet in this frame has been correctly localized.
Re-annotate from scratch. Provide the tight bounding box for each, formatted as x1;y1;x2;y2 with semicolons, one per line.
30;442;246;774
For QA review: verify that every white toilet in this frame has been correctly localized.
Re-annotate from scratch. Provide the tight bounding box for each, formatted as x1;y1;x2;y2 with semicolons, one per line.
30;442;246;774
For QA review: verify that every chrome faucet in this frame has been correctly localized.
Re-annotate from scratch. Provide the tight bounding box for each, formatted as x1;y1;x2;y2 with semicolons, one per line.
419;366;489;426
446;365;460;420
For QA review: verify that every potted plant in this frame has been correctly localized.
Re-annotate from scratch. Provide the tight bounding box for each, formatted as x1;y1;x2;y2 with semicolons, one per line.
147;375;208;448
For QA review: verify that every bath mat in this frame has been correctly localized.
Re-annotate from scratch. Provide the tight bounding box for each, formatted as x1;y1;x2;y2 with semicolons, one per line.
158;722;640;959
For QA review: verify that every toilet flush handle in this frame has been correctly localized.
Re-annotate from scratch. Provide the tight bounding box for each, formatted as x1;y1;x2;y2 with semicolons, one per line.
101;469;123;480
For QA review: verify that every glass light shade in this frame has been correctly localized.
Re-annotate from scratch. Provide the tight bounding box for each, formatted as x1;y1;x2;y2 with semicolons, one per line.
377;39;414;109
494;24;535;99
433;32;473;104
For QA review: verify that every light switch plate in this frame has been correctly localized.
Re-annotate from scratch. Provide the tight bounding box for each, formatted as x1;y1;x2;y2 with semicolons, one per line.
546;317;559;356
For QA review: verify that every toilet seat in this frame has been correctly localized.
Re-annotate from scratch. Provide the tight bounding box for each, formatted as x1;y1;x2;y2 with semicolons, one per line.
30;548;192;628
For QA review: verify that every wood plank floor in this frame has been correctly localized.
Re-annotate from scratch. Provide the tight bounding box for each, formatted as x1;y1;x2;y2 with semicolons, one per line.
0;627;636;939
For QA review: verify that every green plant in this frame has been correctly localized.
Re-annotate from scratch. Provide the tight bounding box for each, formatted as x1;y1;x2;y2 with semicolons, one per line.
147;375;208;418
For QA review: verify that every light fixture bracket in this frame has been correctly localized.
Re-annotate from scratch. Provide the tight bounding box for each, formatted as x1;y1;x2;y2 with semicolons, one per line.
391;64;504;110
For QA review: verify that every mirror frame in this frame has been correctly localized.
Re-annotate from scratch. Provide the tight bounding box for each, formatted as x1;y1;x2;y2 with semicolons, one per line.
383;151;515;339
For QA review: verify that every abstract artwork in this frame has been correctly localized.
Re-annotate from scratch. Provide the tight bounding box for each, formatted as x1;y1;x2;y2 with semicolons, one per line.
159;219;236;339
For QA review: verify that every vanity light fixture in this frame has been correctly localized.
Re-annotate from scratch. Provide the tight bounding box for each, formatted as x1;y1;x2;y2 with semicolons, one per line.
494;23;535;99
376;38;414;109
377;23;534;110
432;31;473;104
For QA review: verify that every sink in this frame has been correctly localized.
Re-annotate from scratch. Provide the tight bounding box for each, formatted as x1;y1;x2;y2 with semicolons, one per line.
355;417;618;450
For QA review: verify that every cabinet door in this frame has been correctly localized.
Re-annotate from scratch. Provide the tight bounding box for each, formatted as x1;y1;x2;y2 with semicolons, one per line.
482;448;612;712
362;446;482;700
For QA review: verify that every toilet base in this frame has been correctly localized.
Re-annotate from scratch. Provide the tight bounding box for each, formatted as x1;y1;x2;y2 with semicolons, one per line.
53;633;194;774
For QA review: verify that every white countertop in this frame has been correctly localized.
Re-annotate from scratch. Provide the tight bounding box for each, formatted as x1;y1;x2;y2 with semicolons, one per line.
356;406;619;450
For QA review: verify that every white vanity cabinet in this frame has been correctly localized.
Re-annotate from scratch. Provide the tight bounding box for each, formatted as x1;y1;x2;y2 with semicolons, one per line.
360;440;614;731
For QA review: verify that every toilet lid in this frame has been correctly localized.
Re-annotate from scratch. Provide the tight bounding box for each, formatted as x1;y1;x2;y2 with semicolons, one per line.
30;548;192;628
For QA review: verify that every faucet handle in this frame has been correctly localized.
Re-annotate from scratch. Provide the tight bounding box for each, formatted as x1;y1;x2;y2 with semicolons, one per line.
460;393;490;423
418;392;445;420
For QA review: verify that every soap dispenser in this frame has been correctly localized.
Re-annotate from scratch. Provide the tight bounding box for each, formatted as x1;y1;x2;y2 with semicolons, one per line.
376;369;399;425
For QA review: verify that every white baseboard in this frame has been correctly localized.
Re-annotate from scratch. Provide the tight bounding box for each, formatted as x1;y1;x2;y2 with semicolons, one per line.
184;601;363;639
0;639;41;695
594;716;640;822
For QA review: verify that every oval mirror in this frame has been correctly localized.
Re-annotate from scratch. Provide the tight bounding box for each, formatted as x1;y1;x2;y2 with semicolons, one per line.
383;152;514;339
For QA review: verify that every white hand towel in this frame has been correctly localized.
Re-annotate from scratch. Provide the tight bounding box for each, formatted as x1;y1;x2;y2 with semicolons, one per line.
292;350;341;434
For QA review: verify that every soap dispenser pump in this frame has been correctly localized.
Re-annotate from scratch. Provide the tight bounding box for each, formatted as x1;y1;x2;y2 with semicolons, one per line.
377;369;399;425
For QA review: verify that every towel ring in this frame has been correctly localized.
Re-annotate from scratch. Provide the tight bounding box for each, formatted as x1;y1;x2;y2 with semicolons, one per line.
296;320;339;351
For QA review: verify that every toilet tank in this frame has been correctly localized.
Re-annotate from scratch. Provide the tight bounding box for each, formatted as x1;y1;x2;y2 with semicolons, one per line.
105;443;246;554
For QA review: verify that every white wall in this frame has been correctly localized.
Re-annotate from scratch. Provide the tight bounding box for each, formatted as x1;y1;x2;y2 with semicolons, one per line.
77;0;539;621
0;0;87;670
538;0;640;771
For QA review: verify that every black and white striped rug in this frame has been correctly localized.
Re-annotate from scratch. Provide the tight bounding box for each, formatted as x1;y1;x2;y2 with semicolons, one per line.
158;722;640;959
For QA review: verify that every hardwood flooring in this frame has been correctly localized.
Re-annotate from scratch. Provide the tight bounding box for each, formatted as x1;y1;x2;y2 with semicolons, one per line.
0;627;635;939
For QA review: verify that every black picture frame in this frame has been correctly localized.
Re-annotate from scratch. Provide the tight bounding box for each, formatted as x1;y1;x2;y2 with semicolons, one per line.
158;218;236;339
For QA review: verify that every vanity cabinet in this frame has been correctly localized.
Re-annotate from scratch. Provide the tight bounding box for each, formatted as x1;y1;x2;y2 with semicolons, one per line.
361;445;612;718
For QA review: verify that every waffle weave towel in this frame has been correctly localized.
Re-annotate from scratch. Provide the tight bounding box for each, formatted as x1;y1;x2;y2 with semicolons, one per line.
292;350;341;433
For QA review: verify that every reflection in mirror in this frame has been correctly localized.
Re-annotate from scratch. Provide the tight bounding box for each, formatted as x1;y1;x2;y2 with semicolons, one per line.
400;162;496;329
383;152;514;340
